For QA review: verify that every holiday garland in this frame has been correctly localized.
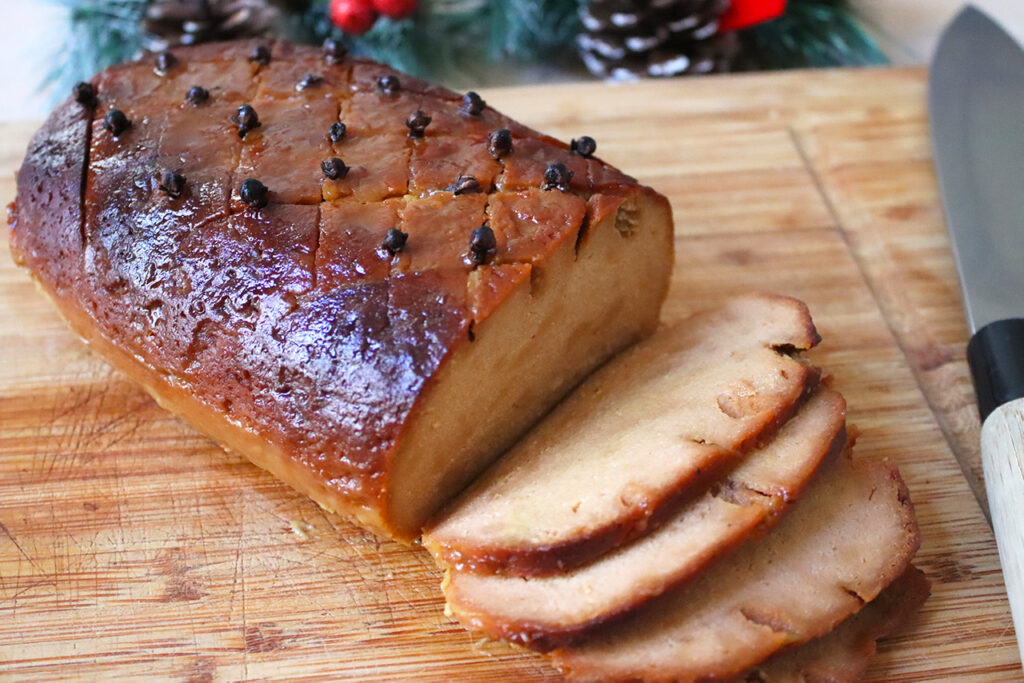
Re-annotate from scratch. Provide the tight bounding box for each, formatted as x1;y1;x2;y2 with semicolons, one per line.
48;0;886;101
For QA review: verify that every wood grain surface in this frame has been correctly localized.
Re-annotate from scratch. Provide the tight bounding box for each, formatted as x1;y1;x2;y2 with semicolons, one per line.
981;397;1024;666
0;67;1019;680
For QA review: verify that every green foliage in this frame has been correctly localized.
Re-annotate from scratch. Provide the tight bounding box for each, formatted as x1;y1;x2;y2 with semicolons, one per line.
741;0;887;69
47;0;148;98
286;0;584;83
486;0;584;60
44;0;886;105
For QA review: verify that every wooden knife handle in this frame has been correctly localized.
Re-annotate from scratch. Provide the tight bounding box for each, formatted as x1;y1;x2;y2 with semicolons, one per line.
981;396;1024;665
969;319;1024;422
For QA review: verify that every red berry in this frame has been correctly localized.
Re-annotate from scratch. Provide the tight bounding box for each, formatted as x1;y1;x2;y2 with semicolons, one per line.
372;0;417;20
330;0;378;35
719;0;786;32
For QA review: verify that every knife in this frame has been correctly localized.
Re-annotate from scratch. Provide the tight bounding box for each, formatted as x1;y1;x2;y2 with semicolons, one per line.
930;5;1024;663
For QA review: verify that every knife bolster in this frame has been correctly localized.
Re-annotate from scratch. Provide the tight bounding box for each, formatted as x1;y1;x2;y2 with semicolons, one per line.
968;319;1024;421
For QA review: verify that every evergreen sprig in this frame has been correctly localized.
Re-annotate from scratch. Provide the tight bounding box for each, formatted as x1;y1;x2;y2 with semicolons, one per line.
486;0;585;60
47;0;886;106
741;0;887;69
48;0;148;98
286;0;585;85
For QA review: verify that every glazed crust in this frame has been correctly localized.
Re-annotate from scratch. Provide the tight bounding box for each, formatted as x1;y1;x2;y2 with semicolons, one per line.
9;40;673;539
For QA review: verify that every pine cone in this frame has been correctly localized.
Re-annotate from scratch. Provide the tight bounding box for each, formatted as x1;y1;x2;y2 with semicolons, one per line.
578;0;739;80
142;0;288;52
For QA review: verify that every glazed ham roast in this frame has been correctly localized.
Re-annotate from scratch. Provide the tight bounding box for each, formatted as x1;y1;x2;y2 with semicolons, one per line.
9;39;926;681
8;39;673;540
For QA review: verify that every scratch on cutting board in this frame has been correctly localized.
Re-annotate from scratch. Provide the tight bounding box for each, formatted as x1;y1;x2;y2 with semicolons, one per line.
230;494;248;679
4;579;56;606
34;374;152;486
34;381;92;482
0;520;45;575
372;534;396;626
315;504;341;535
76;387;152;455
185;467;213;612
165;545;206;661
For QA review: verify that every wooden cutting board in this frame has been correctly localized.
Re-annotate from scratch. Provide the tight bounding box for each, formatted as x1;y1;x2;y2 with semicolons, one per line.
0;67;1019;680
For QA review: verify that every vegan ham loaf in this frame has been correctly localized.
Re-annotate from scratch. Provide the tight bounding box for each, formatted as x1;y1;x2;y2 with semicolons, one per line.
10;40;927;681
7;39;673;540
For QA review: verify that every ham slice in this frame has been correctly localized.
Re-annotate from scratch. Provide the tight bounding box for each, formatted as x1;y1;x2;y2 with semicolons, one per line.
438;389;847;650
745;566;930;682
424;294;821;575
550;455;920;682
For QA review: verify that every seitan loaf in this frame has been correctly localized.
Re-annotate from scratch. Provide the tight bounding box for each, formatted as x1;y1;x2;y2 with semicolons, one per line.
8;40;674;540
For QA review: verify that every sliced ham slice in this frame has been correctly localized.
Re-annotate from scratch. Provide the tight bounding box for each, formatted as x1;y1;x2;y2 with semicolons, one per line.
424;294;821;575
550;455;920;682
745;566;930;682
439;389;847;650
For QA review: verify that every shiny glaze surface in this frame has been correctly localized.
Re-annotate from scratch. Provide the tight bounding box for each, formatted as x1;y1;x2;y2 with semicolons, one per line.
10;40;641;515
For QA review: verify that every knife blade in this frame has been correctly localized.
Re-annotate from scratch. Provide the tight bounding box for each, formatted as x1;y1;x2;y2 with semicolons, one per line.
930;5;1024;665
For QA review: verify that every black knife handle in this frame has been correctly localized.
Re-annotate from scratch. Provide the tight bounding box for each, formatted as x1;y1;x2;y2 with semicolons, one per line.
968;318;1024;422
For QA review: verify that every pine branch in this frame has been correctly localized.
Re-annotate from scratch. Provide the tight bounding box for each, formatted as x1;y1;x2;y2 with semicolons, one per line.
46;0;149;101
487;0;584;60
740;0;887;69
39;0;890;103
293;0;583;82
